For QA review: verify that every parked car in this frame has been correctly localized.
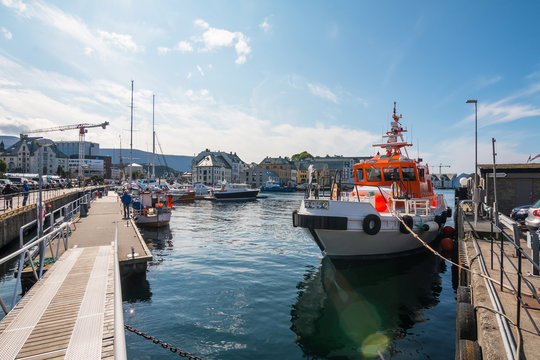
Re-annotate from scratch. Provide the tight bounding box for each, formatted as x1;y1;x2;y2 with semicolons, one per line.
525;199;540;231
0;179;13;186
510;205;532;225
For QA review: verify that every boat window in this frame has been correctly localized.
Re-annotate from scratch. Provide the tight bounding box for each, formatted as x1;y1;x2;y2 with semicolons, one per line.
382;167;400;181
356;168;365;182
366;167;382;182
402;167;416;181
418;168;425;182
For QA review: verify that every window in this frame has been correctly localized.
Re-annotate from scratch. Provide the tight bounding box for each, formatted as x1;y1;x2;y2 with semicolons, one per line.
382;167;400;181
402;167;416;181
366;167;381;182
356;168;364;182
418;168;425;182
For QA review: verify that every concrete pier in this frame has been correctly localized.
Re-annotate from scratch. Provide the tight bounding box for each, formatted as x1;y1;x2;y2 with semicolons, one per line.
458;213;540;359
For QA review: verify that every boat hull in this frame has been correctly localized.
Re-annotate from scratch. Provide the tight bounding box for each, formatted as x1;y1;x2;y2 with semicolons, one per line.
134;212;171;228
305;227;440;259
171;191;196;202
213;190;259;200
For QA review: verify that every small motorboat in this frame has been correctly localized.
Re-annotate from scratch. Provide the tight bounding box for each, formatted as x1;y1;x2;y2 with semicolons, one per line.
133;191;172;228
211;182;259;201
260;180;295;192
293;103;451;259
167;183;196;202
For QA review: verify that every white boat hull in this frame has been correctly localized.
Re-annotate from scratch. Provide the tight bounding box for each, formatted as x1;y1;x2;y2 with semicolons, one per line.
134;212;171;228
293;197;448;259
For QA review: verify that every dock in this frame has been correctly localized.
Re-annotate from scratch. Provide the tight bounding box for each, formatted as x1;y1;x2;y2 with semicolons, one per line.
0;192;152;359
456;204;540;359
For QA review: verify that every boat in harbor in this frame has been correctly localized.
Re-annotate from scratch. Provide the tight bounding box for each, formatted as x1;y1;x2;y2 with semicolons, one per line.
292;103;451;259
167;183;196;202
133;191;172;228
260;180;295;192
211;182;259;201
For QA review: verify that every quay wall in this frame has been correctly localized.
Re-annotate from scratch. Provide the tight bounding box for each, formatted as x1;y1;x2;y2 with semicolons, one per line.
0;187;108;250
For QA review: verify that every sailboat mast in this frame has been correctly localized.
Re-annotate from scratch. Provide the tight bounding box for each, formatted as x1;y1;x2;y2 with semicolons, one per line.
129;80;134;181
152;94;156;179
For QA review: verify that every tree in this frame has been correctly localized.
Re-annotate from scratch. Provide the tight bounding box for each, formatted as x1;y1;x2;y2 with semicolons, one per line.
56;165;65;177
0;159;6;173
291;151;313;162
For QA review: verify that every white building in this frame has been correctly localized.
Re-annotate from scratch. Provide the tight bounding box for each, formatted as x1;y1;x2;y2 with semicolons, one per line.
68;158;105;177
0;136;68;175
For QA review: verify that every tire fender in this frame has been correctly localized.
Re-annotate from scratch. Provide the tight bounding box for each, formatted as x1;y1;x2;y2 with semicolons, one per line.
363;214;381;235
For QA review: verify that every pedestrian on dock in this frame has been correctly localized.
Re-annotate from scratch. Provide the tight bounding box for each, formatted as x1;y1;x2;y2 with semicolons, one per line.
21;180;29;206
121;190;132;218
2;183;16;210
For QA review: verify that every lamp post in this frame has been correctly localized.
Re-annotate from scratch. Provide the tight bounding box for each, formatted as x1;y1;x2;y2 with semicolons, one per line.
466;99;479;224
34;138;53;278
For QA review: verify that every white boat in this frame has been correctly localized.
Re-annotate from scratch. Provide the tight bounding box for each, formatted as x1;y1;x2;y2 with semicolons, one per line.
133;192;172;228
293;103;451;259
167;183;196;202
211;182;259;201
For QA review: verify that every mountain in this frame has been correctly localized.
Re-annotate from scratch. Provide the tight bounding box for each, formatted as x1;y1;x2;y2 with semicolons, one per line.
0;136;20;148
100;148;193;172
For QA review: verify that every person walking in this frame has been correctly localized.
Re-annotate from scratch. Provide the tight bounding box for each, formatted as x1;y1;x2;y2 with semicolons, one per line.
21;180;30;206
2;183;16;210
121;190;132;218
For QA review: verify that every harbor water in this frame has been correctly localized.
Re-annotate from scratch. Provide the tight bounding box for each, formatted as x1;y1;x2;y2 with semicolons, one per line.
126;190;457;359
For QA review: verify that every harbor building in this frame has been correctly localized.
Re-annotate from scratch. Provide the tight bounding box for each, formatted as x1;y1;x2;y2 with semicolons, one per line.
478;163;540;214
55;141;100;157
259;157;296;186
192;150;246;185
240;164;280;188
0;135;68;175
294;156;368;185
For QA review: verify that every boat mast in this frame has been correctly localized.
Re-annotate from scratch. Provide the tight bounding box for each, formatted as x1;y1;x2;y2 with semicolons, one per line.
129;80;134;181
152;94;156;179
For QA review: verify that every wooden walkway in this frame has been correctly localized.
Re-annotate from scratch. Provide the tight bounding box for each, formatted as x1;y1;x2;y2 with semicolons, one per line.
0;192;151;359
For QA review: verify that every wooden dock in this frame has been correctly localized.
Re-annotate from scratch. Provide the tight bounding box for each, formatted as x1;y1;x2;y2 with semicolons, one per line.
0;192;152;359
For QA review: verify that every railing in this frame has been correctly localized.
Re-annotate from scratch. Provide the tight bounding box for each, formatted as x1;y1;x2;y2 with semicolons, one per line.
457;200;540;359
0;191;95;315
305;181;447;216
114;222;127;359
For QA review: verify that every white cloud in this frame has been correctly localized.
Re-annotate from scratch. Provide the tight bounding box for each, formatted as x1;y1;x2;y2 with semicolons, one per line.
187;72;192;79
98;30;142;53
157;46;170;55
196;65;205;76
307;83;338;103
1;27;12;39
2;0;142;58
259;19;270;32
193;19;251;64
177;40;193;52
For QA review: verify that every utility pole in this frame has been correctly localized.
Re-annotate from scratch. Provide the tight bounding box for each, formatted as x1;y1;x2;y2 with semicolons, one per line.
130;80;134;181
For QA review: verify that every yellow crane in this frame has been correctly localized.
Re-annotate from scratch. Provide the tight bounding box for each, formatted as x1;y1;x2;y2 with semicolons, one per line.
22;122;109;179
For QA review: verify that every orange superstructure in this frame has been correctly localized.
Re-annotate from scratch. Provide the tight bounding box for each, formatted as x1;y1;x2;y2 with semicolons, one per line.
353;103;434;199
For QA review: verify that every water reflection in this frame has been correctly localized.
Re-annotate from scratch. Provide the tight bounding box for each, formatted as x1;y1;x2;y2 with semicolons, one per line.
291;254;445;358
139;225;173;251
122;272;152;303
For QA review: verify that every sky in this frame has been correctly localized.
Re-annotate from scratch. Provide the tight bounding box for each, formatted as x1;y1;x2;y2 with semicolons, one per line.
0;0;539;174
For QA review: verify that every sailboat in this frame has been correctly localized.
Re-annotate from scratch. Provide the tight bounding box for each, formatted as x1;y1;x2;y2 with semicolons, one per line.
132;94;172;228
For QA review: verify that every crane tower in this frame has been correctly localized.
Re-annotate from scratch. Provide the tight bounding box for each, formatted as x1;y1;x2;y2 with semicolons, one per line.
22;122;109;179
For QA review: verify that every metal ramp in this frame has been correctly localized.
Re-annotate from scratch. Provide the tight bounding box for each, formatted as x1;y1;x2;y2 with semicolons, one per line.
0;246;115;360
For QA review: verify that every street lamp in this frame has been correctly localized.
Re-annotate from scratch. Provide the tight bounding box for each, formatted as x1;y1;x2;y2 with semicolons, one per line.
34;137;53;278
466;99;479;224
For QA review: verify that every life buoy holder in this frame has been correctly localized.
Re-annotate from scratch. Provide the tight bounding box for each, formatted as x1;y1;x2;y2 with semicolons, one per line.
331;184;338;200
391;182;402;199
363;214;381;235
399;215;414;234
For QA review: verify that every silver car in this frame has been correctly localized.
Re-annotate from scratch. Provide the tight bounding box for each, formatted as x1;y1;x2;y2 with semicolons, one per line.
525;199;540;231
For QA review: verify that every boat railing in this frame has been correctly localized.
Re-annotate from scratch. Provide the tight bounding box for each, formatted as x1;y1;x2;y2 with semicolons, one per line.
306;181;442;216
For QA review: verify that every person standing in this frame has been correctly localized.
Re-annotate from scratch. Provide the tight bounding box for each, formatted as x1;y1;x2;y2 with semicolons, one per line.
121;190;132;218
21;180;30;206
2;183;16;210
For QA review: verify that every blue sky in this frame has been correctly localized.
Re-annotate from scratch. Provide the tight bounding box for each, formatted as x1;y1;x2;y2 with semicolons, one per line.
0;0;539;173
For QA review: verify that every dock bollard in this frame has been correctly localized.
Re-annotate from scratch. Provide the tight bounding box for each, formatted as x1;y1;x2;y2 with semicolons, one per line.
80;202;88;217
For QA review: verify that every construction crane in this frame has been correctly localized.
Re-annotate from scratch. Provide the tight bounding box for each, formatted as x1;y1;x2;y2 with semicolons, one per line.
22;122;109;179
437;163;451;175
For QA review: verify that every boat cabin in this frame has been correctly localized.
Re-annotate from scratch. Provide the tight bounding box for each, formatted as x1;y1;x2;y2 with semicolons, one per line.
353;154;433;198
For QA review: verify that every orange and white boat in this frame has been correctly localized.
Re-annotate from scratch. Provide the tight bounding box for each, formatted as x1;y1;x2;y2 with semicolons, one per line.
293;103;451;259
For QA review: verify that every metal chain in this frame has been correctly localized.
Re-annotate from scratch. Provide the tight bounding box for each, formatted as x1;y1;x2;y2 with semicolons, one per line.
124;324;203;359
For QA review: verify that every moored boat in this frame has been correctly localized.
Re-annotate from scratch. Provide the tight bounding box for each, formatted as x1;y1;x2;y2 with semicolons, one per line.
133;191;172;228
292;103;451;259
211;182;259;200
260;180;295;192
